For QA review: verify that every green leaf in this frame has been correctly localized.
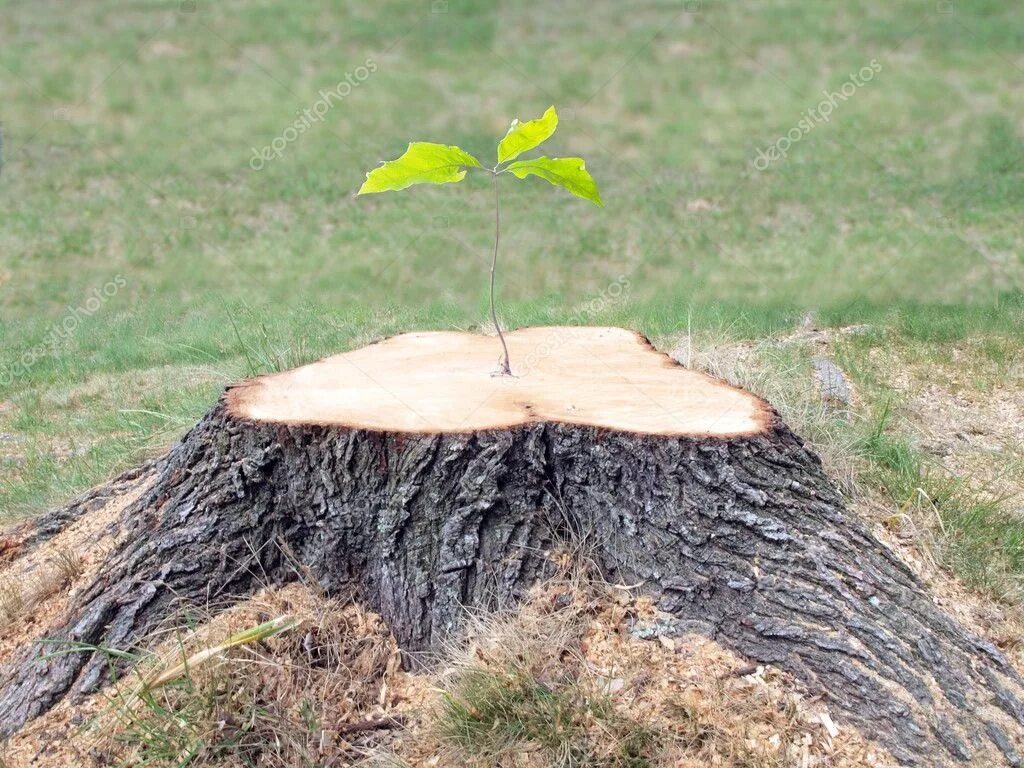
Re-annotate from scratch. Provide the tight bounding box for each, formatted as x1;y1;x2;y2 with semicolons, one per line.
497;106;558;164
358;142;482;194
504;156;603;206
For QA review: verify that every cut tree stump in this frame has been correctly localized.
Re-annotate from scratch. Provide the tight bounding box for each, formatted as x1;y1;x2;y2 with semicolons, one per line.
1;327;1022;765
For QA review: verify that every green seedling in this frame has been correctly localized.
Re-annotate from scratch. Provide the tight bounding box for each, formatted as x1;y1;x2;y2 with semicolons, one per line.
357;106;602;375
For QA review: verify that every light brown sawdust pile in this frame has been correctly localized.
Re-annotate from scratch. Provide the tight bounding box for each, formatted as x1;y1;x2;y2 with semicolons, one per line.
2;578;897;768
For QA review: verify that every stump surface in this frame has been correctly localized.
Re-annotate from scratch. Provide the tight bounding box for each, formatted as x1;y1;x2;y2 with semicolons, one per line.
228;326;770;435
1;327;1022;766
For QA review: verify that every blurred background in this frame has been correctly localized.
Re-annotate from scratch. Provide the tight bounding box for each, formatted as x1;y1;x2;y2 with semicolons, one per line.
1;0;1022;516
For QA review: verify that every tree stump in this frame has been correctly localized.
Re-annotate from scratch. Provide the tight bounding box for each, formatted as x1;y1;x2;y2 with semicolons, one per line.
1;327;1022;765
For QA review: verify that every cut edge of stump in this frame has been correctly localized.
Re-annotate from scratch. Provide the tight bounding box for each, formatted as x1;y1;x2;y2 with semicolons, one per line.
225;326;779;439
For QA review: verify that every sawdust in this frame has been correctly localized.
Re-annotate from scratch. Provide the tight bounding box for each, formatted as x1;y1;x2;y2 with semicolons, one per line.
1;580;896;768
0;477;150;662
380;581;896;768
2;582;431;768
910;381;1024;499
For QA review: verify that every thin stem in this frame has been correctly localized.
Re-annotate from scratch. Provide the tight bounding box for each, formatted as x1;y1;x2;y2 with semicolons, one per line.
490;172;511;375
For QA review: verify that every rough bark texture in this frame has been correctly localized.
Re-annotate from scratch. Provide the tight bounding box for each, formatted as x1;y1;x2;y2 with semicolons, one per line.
1;396;1022;766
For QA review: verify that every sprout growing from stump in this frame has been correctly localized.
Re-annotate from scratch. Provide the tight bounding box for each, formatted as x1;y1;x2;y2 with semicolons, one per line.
357;106;602;375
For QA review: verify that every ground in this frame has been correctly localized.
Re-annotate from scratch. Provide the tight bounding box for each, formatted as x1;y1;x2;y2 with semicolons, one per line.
0;0;1022;765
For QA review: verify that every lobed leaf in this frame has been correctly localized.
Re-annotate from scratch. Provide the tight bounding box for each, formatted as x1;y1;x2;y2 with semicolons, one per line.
497;106;558;164
504;156;603;206
358;142;482;194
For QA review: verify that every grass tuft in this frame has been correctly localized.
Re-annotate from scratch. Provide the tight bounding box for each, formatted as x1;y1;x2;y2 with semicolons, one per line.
0;546;84;627
0;578;26;625
436;664;660;767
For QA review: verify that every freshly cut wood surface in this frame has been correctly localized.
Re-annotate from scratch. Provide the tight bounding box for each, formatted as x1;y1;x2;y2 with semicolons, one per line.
227;326;771;436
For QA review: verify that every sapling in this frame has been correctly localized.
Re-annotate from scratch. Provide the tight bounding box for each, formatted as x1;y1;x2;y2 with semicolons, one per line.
357;106;602;375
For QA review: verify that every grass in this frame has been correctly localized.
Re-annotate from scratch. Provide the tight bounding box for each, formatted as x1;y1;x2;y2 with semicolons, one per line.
436;665;660;767
856;400;1024;601
429;565;647;767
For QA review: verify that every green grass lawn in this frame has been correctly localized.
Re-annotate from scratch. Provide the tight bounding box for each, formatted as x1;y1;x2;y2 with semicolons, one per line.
1;0;1022;518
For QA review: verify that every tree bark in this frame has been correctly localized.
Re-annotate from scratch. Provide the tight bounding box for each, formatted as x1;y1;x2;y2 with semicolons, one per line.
0;328;1021;766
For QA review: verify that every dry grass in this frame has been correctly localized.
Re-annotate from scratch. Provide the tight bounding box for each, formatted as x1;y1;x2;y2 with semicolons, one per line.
96;585;414;768
672;324;861;491
49;546;85;584
0;546;83;626
0;578;25;625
